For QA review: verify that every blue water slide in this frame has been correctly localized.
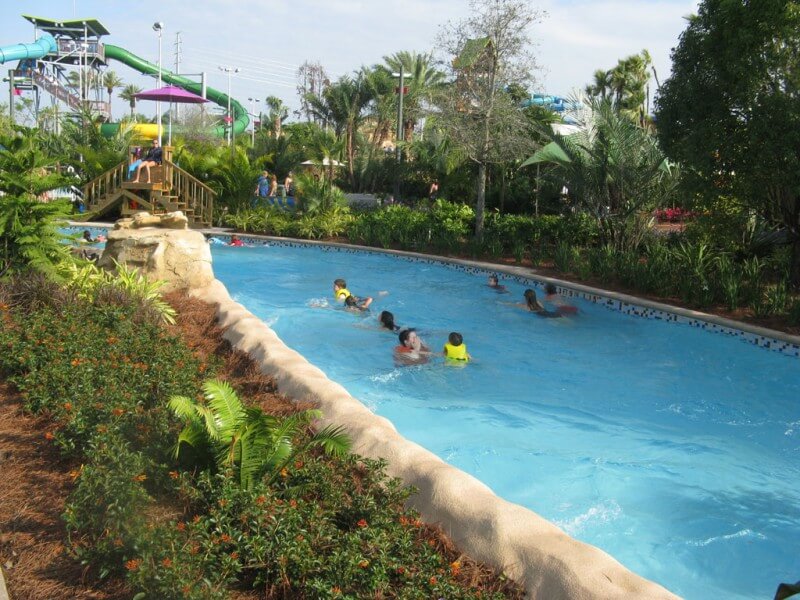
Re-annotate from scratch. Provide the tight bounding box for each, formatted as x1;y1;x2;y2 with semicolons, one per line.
0;33;57;64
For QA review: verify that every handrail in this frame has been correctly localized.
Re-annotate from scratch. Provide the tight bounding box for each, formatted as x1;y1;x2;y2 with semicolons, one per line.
165;160;215;225
82;160;126;210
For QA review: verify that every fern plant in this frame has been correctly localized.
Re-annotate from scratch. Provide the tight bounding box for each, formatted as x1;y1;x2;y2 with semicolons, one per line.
169;379;350;490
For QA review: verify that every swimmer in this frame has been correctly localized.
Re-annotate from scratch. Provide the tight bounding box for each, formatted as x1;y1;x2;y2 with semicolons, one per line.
229;234;244;247
517;288;562;318
544;282;578;315
443;332;471;362
82;230;95;243
379;310;400;331
394;328;431;364
344;294;373;312
333;278;375;306
487;274;509;293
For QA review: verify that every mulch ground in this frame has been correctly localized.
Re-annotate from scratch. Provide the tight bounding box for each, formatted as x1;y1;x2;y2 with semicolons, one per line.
0;292;524;599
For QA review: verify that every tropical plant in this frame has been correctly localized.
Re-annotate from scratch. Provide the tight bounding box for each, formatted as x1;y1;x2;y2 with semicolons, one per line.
119;84;143;119
524;96;679;251
169;379;350;490
264;95;289;138
102;71;124;120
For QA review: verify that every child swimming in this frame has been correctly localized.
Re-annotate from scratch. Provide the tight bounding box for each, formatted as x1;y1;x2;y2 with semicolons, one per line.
443;332;471;362
544;282;578;315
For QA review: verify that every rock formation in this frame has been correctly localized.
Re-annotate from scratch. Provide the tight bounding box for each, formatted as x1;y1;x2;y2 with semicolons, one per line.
98;211;213;292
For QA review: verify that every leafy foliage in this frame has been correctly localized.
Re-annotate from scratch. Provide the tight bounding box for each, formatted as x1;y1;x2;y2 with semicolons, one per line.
169;379;350;490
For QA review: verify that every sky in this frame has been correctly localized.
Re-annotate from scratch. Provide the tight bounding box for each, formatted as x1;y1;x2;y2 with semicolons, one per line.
0;0;700;122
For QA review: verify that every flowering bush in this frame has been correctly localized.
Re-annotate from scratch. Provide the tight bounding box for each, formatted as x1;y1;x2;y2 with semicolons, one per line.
655;207;696;222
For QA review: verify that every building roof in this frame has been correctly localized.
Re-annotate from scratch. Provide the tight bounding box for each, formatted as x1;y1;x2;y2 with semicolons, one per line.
452;37;492;70
22;15;110;39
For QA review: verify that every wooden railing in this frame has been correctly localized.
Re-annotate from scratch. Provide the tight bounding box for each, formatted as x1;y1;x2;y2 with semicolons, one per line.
80;152;214;226
83;161;126;211
168;162;215;226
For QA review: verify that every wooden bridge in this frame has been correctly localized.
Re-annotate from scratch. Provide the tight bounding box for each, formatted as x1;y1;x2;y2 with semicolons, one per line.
81;146;215;227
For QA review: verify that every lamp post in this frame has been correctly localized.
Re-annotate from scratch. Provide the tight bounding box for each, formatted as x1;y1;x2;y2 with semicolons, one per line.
392;66;406;201
153;22;164;146
248;97;260;145
219;65;240;146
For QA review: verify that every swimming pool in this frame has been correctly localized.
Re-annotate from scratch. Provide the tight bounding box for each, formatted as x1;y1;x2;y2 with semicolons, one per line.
212;241;799;599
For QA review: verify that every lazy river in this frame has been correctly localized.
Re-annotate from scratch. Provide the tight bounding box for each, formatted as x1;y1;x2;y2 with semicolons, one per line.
211;241;800;600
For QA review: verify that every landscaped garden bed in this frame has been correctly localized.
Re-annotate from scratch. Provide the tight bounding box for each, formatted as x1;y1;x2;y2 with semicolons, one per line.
0;277;523;599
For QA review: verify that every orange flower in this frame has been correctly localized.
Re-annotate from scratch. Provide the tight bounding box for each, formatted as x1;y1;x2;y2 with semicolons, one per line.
230;551;239;560
168;470;179;479
429;576;437;585
356;519;368;528
218;499;228;508
399;515;409;526
192;515;201;524
396;566;406;575
96;425;108;434
63;402;73;412
68;469;81;481
220;533;232;543
111;408;124;417
106;337;118;345
161;557;173;568
289;499;297;508
357;559;369;569
44;432;55;440
332;586;342;594
132;473;147;482
125;558;142;571
70;358;81;367
280;467;288;479
450;561;461;576
182;585;191;596
176;522;186;531
294;460;304;469
295;534;304;542
255;495;267;505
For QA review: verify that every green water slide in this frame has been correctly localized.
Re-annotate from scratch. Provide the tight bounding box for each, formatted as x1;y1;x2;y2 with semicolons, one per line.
101;44;248;138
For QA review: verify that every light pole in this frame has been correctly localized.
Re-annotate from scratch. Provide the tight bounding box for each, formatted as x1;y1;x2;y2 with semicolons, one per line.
392;66;406;201
153;22;164;146
219;65;240;146
248;97;260;146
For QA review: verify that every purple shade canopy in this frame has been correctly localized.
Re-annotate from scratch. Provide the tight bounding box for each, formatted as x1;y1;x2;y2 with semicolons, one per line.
134;85;209;104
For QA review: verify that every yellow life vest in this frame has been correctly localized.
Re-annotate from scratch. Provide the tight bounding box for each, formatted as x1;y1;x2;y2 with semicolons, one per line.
335;287;351;301
443;342;469;361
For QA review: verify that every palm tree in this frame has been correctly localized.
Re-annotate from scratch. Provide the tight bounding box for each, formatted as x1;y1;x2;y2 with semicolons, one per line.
305;75;371;187
585;69;612;100
119;84;142;119
169;379;350;490
381;51;445;142
102;71;124;120
264;95;289;138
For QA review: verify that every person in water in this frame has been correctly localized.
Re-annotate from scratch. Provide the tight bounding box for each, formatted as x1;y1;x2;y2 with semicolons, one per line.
487;274;509;293
394;328;431;364
344;294;373;312
544;282;578;314
228;234;244;247
333;278;373;307
521;288;562;318
379;310;400;331
443;332;471;362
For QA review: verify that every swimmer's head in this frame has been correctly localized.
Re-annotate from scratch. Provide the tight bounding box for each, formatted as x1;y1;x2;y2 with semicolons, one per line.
524;288;538;309
379;310;397;331
398;328;417;347
448;332;463;346
333;278;346;291
545;282;557;296
488;274;498;286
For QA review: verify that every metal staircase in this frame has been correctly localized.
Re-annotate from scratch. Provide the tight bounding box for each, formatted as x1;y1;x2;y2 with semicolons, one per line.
81;146;215;227
30;70;82;112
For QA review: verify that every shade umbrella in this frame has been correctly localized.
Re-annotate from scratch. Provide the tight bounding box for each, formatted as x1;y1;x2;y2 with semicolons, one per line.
134;85;209;145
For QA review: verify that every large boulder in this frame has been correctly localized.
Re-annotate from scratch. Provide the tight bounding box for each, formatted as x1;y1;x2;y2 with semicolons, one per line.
98;212;213;292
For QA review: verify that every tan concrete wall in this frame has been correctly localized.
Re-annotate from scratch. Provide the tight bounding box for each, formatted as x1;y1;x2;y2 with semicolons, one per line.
193;279;679;599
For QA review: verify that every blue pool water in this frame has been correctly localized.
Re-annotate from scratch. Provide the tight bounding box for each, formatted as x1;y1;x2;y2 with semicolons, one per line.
211;242;800;599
